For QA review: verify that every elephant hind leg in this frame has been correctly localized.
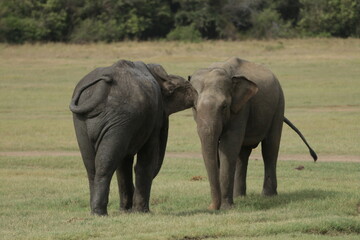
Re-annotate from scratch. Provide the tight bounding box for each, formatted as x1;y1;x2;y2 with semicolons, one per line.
92;133;130;216
133;134;160;212
261;140;279;196
73;117;96;211
261;120;283;196
234;146;252;198
116;155;134;211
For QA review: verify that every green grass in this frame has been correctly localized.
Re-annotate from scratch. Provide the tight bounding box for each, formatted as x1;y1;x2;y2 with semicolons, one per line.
1;156;359;240
1;39;360;239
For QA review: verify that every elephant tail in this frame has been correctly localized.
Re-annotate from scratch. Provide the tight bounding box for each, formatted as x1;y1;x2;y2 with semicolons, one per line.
69;76;113;115
284;117;318;161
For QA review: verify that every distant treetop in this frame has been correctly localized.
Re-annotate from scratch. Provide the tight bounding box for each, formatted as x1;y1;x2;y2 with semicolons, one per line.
0;0;359;43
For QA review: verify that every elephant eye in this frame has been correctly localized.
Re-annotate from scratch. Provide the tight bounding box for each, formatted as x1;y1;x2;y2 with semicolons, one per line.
222;103;228;110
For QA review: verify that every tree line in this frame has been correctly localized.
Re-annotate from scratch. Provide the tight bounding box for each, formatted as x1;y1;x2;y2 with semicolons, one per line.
0;0;359;43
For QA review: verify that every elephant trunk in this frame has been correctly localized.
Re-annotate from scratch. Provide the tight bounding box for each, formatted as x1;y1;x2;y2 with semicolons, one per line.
196;107;223;210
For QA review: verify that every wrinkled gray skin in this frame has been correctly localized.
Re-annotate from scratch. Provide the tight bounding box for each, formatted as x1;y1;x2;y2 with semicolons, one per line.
190;57;317;210
70;60;196;215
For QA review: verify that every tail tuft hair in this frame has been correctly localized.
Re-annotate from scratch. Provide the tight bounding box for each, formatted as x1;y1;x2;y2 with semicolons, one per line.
309;148;318;162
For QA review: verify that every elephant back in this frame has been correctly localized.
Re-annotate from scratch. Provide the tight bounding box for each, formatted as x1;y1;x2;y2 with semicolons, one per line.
107;60;162;113
70;60;162;119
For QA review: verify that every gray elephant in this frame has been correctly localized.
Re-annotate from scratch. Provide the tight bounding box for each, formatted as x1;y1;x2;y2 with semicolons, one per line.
70;60;196;215
189;57;317;210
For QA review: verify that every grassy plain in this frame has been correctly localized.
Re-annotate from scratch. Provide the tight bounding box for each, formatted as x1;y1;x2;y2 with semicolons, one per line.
1;156;359;240
0;39;359;154
0;39;360;239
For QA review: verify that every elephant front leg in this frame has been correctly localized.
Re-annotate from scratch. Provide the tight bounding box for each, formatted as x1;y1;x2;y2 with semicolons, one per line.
233;147;252;197
133;138;159;212
218;153;237;209
218;152;236;209
218;123;248;209
116;156;134;211
218;136;244;209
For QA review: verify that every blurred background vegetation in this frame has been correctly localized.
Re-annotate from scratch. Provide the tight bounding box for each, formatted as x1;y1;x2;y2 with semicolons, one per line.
0;0;359;43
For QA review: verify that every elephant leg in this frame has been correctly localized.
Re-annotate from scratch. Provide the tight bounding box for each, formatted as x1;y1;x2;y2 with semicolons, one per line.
233;146;252;197
81;147;96;211
261;118;283;196
218;133;244;209
133;135;159;212
92;133;128;216
73;116;96;211
116;155;134;211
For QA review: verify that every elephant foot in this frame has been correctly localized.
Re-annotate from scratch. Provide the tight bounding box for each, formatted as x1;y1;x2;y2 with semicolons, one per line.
261;188;278;196
91;208;108;216
120;201;133;212
233;185;247;198
220;202;233;210
120;207;132;213
208;202;220;210
233;193;246;198
133;208;150;213
233;190;246;198
133;205;150;213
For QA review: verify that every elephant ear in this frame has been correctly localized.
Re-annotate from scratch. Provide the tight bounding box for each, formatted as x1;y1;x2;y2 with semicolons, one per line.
147;64;175;96
231;75;258;113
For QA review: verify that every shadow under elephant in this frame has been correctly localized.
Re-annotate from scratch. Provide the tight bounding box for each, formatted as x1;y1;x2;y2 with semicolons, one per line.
168;189;338;216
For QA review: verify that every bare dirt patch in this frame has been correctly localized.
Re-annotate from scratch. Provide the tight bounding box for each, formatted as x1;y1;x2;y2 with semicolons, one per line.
0;151;80;157
292;105;360;113
190;176;206;181
0;151;359;163
167;152;360;163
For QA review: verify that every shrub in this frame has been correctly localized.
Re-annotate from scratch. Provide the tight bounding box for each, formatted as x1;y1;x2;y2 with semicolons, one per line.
250;8;292;39
70;19;122;43
0;0;359;42
298;0;360;37
166;24;202;42
0;16;48;43
42;10;68;41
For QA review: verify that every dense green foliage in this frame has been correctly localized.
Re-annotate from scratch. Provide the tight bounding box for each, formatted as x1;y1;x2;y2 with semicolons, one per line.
0;0;359;42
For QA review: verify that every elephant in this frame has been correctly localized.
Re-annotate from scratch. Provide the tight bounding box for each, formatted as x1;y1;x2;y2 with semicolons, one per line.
69;60;196;215
189;57;317;210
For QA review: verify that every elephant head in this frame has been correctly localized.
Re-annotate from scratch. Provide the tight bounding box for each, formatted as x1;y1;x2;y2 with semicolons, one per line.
189;68;258;209
147;63;197;115
145;63;197;178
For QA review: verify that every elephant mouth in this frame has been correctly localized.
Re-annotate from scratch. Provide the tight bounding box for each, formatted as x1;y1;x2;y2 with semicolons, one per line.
186;86;197;107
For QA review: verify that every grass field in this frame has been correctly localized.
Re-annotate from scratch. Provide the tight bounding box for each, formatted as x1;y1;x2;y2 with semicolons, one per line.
0;39;360;239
